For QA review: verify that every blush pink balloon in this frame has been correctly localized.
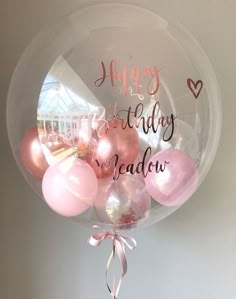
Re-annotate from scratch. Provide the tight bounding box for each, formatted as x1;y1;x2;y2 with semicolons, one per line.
89;119;140;178
42;156;98;217
20;127;49;179
144;149;198;206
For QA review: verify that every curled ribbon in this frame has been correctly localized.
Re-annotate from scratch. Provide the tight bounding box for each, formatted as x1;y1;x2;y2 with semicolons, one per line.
88;232;137;299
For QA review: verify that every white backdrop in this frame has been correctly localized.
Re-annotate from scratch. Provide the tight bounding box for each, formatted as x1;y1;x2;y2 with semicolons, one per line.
1;0;236;298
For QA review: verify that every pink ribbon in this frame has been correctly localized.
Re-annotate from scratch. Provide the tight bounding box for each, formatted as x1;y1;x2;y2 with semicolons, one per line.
88;232;137;299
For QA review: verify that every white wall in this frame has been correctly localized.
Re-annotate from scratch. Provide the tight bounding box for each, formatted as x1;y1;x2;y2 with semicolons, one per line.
1;0;236;298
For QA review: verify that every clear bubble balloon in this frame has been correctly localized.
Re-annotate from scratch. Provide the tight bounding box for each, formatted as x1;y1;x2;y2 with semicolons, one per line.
95;174;151;228
7;3;221;231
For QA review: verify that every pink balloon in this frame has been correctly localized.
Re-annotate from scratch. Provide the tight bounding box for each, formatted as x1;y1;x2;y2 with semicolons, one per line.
89;119;140;178
42;156;98;217
20;127;49;179
144;149;198;206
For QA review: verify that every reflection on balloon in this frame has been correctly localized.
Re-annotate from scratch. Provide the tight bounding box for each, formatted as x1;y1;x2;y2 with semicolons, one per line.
20;127;49;179
38;129;74;165
95;174;151;227
42;156;98;217
144;149;198;206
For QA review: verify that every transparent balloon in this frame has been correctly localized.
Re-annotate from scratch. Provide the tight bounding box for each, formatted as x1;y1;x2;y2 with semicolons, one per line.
7;3;221;232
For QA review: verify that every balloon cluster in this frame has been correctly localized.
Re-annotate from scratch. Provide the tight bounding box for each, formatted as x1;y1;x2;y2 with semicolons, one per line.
20;114;198;228
7;3;221;231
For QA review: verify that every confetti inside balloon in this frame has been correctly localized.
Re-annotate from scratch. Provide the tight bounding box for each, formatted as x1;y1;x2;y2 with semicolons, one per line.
95;174;151;227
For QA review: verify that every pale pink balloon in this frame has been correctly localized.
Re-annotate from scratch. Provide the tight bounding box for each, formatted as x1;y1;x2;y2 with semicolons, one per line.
89;119;140;178
20;127;48;179
42;156;98;217
144;149;198;206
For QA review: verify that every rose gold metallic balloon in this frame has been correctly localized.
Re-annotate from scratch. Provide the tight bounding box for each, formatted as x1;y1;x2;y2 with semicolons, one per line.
89;119;140;178
20;127;48;179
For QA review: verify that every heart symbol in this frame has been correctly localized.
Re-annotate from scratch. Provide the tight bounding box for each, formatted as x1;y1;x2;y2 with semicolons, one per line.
187;78;203;99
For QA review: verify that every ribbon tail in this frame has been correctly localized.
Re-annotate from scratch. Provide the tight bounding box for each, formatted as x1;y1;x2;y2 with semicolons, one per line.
106;242;116;298
113;240;127;299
